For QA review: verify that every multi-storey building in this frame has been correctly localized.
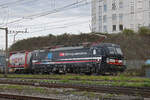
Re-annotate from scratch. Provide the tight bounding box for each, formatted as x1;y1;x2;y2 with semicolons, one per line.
92;0;150;33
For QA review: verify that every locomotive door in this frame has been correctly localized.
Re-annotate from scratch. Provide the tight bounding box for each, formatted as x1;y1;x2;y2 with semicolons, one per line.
91;47;102;73
90;47;97;73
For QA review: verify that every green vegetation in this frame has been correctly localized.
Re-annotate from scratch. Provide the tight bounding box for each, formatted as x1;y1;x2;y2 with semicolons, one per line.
1;74;150;83
122;29;135;36
138;27;150;35
0;84;48;94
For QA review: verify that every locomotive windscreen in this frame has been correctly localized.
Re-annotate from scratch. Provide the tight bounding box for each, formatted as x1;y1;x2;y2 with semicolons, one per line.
107;47;123;55
115;47;123;55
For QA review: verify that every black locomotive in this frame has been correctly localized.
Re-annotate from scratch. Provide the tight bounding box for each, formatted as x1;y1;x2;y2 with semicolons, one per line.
9;43;126;74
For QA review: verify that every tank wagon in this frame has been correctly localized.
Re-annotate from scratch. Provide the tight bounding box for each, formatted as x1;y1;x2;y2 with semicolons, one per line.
8;43;126;74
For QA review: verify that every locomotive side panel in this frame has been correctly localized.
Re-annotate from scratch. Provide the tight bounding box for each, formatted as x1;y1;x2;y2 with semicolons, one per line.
51;48;98;63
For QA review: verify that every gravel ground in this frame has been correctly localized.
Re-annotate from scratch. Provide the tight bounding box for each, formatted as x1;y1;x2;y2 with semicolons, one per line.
0;84;148;100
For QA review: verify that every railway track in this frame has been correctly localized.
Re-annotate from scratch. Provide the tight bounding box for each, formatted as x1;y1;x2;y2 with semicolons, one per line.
0;93;58;100
0;79;150;98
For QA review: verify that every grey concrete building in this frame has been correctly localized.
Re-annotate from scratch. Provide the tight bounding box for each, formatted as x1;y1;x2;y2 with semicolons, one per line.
92;0;150;33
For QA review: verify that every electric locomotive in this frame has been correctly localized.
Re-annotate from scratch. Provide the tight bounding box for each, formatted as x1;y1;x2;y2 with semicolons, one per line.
32;43;126;74
8;43;126;74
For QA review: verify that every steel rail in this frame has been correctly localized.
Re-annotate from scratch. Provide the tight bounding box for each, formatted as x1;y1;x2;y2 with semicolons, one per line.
0;93;59;100
0;80;149;98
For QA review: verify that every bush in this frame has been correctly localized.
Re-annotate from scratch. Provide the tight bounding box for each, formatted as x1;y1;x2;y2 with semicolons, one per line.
138;27;150;35
122;69;145;77
142;64;150;68
122;29;135;36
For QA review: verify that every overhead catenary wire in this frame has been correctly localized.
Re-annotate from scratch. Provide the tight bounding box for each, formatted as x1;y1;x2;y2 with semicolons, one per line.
8;19;90;37
2;1;149;34
3;0;150;28
0;0;27;8
6;1;150;34
29;20;90;33
24;0;91;19
0;0;91;27
7;17;83;28
15;9;149;35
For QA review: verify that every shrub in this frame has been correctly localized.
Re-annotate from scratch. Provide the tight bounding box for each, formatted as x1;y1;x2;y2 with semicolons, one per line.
122;29;135;36
138;27;150;35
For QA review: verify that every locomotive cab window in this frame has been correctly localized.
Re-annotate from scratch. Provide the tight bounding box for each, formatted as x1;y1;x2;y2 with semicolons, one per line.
116;47;123;55
107;47;123;55
108;47;115;55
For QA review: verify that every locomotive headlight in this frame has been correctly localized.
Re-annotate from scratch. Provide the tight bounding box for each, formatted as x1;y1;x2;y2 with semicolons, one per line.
109;59;115;62
106;58;110;63
107;58;115;63
118;60;122;63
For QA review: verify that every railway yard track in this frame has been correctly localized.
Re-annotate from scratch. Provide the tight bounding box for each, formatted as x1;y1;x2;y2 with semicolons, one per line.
0;78;150;98
0;93;58;100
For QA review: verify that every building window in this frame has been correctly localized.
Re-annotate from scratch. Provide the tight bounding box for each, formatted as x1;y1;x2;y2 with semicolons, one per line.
119;1;123;8
99;6;102;14
112;0;117;10
149;0;150;9
119;13;123;22
104;4;107;12
113;25;116;31
137;0;142;9
119;25;123;31
103;15;107;23
130;1;134;14
99;0;103;2
99;16;102;22
99;16;102;31
103;25;107;32
112;14;117;21
130;24;134;29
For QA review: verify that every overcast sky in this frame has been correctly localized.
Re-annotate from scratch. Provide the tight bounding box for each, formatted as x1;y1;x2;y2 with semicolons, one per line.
0;0;91;49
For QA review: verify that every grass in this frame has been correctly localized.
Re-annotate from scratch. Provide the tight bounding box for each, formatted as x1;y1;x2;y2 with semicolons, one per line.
0;74;150;82
0;84;47;94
